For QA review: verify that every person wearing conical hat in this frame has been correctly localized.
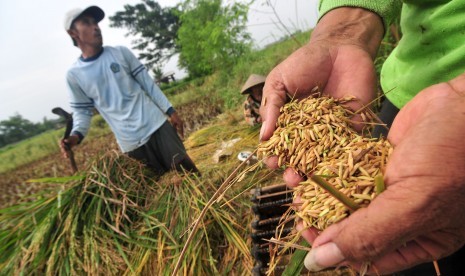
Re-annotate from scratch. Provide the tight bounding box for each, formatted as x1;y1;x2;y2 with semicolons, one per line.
241;74;266;126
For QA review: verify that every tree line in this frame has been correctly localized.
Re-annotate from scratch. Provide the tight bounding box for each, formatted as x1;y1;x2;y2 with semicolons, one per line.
0;114;61;148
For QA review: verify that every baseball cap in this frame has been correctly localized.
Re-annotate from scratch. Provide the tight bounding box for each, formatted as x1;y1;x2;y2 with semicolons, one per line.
64;6;105;31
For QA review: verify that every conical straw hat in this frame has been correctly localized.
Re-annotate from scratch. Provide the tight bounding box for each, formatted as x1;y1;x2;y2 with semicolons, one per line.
240;74;266;94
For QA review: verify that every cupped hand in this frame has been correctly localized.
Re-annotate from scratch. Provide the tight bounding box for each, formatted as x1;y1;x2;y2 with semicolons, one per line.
303;73;465;274
260;7;384;187
59;135;79;159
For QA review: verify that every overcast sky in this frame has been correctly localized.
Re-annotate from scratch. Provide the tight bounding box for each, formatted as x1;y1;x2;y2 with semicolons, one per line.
0;0;318;123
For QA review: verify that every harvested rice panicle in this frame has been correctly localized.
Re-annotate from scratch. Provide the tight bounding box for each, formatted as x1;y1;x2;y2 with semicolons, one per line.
257;95;393;230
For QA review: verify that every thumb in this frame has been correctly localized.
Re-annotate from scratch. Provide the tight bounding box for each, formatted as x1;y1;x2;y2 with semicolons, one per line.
259;75;288;141
303;190;421;272
304;242;345;272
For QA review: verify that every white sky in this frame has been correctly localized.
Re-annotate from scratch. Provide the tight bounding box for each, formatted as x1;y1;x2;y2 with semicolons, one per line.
0;0;318;123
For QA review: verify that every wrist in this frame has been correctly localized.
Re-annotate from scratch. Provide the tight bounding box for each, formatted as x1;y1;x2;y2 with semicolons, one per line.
70;131;84;145
166;107;176;117
311;7;384;59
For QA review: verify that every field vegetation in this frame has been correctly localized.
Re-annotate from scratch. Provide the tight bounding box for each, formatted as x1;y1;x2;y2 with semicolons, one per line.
0;10;399;272
0;30;309;275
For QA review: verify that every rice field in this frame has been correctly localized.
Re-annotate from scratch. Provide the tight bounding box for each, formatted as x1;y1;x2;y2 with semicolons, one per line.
0;110;289;275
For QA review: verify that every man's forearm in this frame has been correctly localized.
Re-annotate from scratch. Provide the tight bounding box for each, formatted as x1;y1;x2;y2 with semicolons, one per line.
311;7;385;59
70;108;93;139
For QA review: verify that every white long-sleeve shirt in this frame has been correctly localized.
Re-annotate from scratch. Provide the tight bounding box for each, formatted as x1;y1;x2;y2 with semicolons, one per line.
66;46;174;152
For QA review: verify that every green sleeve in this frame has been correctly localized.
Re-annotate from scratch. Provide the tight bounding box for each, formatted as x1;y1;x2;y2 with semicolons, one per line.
318;0;402;31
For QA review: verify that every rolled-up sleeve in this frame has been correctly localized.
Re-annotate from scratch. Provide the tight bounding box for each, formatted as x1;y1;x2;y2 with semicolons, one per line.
318;0;402;31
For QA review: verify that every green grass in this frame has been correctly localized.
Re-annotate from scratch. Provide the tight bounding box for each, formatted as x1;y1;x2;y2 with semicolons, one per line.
0;115;111;174
0;130;62;174
207;31;311;110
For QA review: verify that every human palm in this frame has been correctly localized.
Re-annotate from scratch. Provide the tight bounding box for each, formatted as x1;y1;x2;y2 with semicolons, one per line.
306;76;465;274
260;41;377;185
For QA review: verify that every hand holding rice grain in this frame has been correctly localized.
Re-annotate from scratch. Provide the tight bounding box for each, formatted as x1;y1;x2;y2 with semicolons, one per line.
257;95;393;230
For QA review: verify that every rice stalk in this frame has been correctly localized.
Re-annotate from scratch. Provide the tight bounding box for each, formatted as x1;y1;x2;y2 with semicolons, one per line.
1;152;177;275
2;111;277;275
171;150;257;276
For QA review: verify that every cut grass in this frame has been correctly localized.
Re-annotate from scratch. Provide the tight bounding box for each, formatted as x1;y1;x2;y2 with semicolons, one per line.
0;110;280;275
0;107;281;274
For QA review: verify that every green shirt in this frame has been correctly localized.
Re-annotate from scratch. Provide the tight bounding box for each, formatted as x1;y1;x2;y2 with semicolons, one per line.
319;0;465;108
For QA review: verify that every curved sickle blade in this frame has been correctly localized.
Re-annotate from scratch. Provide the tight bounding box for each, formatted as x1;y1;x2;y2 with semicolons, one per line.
52;107;78;173
52;107;73;139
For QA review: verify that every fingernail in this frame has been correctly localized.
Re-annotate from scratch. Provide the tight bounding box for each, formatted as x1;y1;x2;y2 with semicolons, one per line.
304;242;345;272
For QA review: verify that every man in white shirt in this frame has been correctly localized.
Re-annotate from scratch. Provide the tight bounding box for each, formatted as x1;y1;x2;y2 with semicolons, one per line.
61;6;199;176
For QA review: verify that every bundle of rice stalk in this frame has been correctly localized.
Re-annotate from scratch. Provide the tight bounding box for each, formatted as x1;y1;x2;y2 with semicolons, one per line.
257;95;393;274
147;170;254;275
0;151;159;275
0;151;253;275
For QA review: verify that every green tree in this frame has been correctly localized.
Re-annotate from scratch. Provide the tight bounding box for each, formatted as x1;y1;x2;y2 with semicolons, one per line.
37;117;57;133
0;114;37;147
0;114;60;148
177;0;251;77
109;0;181;69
